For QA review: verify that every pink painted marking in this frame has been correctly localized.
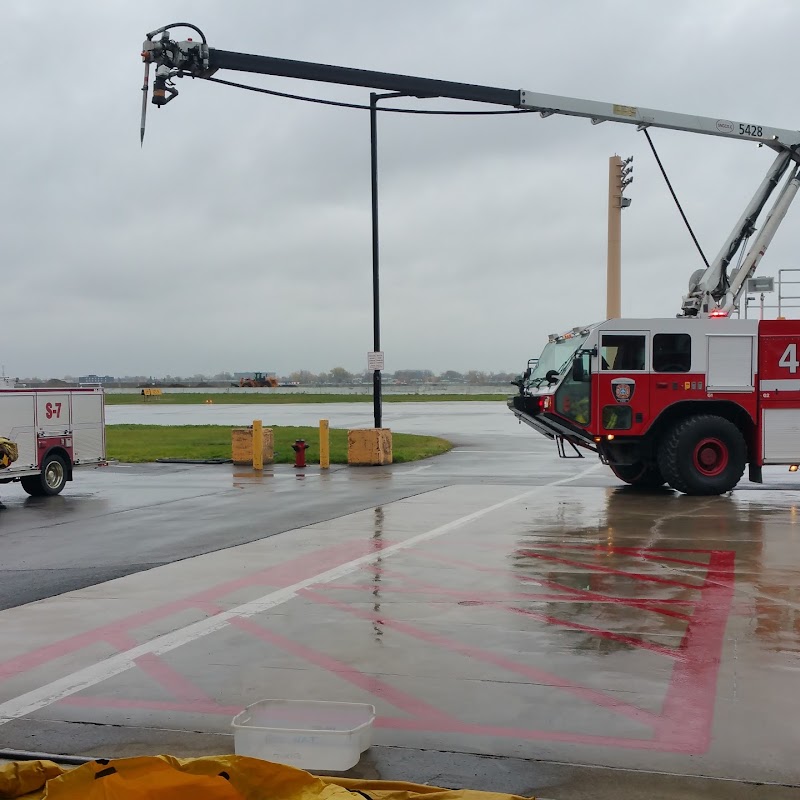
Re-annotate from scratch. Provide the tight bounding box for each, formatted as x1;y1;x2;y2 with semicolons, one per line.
628;551;714;569
535;578;693;622
318;566;688;657
523;544;715;569
300;589;661;729
134;653;218;706
515;550;702;590
506;606;685;660
492;544;718;555
414;552;693;620
229;617;456;723
53;547;735;755
653;550;736;751
324;582;686;607
0;538;388;682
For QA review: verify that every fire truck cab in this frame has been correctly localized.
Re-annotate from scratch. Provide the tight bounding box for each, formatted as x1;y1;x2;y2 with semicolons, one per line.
510;317;800;494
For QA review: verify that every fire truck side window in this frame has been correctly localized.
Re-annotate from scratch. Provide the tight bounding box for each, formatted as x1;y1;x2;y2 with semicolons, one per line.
652;333;692;372
601;335;646;371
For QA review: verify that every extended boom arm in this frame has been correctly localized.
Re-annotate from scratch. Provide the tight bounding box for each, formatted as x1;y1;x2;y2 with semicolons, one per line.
142;23;800;317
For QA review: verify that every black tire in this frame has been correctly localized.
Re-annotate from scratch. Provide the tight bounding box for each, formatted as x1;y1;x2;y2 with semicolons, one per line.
658;415;746;495
21;453;68;497
20;476;44;496
609;462;665;488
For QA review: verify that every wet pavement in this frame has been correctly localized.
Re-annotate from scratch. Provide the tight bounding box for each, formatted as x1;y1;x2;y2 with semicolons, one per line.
1;402;800;797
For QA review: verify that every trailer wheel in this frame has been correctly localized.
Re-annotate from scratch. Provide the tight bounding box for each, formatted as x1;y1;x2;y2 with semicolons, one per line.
21;453;68;497
609;462;665;488
658;415;746;495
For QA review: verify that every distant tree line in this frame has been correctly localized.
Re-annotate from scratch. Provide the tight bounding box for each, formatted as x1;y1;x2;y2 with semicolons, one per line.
19;368;517;387
286;368;516;386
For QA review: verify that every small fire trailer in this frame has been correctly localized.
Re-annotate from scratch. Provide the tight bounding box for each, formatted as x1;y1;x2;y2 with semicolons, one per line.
0;387;106;496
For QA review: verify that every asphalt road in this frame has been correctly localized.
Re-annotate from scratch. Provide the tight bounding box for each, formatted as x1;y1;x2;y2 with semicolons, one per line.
0;402;544;610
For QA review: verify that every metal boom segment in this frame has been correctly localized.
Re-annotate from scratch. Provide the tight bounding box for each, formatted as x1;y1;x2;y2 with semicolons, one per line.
142;24;800;317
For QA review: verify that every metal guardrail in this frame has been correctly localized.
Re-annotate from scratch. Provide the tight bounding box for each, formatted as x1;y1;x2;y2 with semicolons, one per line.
736;268;800;319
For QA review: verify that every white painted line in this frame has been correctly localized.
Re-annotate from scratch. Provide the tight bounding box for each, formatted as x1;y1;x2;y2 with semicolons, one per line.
0;464;599;724
449;450;508;454
396;464;434;475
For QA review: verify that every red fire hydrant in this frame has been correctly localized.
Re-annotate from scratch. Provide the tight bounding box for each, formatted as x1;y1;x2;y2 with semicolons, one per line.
292;439;309;468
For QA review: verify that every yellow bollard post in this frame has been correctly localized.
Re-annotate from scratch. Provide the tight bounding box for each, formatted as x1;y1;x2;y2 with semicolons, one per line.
319;419;330;469
252;419;263;471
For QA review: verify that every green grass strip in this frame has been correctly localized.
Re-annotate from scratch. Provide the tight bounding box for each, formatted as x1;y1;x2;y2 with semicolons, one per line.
106;425;452;464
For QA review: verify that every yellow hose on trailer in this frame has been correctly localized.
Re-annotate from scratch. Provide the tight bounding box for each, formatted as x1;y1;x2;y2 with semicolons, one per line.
0;437;18;468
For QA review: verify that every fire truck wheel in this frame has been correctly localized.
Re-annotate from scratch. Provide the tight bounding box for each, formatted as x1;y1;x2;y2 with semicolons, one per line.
658;415;746;495
609;462;665;488
20;453;68;497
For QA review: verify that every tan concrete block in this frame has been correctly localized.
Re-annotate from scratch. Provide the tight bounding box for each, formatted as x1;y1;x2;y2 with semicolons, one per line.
347;428;392;465
262;427;274;464
232;427;274;466
231;428;252;466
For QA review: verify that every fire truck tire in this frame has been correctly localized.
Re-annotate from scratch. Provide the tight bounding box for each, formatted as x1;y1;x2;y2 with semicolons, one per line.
658;415;746;495
609;462;665;488
20;453;68;497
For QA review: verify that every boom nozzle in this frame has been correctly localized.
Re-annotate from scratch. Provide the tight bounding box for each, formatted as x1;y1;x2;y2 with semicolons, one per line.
138;26;210;143
140;56;151;145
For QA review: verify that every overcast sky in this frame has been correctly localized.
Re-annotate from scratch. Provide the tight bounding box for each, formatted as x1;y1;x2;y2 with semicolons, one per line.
2;1;798;378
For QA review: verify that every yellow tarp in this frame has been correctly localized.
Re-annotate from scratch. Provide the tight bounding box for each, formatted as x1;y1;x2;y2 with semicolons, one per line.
0;756;533;800
0;437;18;469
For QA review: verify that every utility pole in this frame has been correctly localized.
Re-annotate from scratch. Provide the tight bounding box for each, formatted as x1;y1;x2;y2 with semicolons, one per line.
607;155;633;319
369;91;405;430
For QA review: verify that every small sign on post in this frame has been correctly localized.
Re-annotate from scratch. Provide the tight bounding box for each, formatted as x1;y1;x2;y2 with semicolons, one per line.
367;351;385;371
747;276;774;293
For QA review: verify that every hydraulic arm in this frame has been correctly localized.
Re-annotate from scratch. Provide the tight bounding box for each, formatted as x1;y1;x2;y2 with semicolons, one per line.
141;22;800;317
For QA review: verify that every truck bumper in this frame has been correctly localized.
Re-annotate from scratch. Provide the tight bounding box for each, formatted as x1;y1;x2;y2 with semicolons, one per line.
507;396;597;453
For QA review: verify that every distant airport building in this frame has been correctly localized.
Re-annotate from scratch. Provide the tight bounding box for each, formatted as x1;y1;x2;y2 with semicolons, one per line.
78;375;116;385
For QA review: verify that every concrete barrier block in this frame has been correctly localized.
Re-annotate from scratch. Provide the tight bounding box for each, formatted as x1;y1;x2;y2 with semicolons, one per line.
347;428;392;465
232;426;274;466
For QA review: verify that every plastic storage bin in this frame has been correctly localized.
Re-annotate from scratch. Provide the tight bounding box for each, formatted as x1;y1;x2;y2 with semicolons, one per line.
231;699;376;771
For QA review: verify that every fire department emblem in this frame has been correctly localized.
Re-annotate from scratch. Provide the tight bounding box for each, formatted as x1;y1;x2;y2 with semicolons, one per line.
611;377;635;404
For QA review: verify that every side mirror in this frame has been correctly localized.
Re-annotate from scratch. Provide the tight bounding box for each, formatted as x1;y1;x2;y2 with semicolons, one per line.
572;358;585;382
511;368;530;393
545;369;559;386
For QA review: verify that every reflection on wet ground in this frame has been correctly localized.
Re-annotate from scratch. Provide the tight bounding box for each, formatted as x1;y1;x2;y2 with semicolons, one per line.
0;403;799;789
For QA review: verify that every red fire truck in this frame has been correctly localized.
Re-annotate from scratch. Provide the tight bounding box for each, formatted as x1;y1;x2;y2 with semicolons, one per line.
504;100;800;494
510;318;800;494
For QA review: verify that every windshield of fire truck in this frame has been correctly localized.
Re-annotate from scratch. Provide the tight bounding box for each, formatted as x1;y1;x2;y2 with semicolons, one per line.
528;334;587;386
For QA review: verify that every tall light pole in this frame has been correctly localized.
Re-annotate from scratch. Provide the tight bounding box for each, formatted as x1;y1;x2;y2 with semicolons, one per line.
607;155;633;319
369;91;405;429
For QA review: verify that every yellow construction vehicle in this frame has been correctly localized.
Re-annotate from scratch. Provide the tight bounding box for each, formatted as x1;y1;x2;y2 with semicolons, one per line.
239;372;279;388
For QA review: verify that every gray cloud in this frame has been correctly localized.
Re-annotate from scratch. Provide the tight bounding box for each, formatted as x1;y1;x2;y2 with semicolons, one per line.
2;0;798;378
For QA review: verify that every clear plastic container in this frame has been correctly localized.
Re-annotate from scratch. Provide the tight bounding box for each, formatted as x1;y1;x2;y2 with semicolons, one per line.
231;699;376;771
